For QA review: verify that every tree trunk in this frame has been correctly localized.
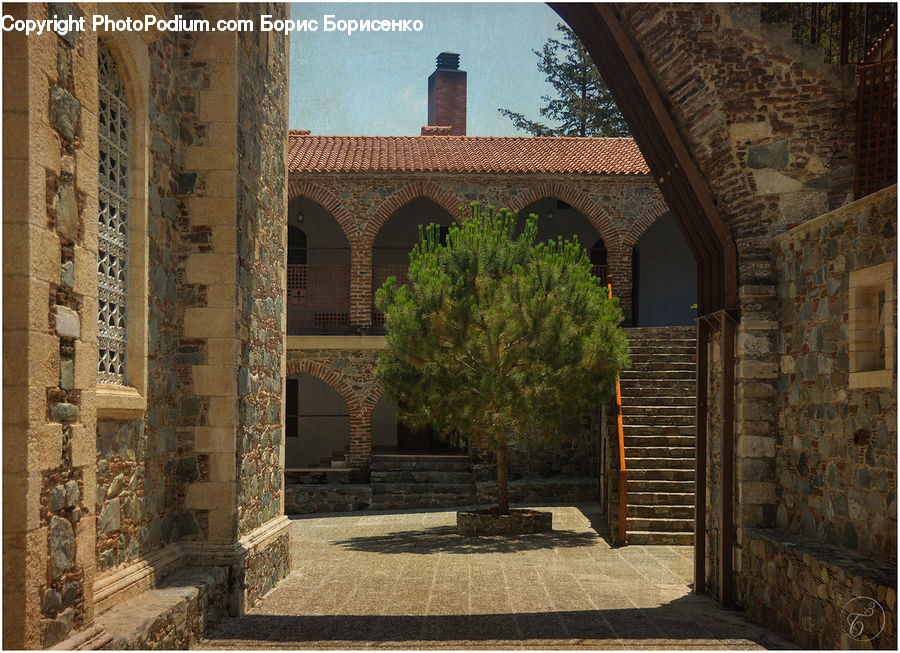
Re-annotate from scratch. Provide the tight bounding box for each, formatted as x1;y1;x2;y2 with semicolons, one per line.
496;444;509;515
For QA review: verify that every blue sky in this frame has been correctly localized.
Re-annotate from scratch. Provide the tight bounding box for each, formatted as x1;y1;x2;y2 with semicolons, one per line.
289;2;563;136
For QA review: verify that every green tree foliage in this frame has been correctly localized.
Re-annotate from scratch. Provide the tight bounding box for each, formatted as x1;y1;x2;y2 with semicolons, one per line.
375;204;630;513
499;23;629;137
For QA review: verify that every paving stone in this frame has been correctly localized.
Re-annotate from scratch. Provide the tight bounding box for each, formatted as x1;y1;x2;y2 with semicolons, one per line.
200;505;794;650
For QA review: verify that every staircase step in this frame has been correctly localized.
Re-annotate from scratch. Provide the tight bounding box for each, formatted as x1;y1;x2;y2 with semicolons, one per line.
621;404;695;415
627;530;694;545
626;457;695;470
620;395;695;407
621;415;695;427
370;470;475;484
625;446;694;459
628;517;695;532
628;491;694;505
372;482;476;495
628;479;695;492
370;492;476;510
629;468;694;481
370;459;473;473
627;504;695;519
623;424;694;435
624;435;695;447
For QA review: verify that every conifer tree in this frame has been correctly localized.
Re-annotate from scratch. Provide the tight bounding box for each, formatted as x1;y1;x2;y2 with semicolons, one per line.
499;23;629;137
375;204;630;514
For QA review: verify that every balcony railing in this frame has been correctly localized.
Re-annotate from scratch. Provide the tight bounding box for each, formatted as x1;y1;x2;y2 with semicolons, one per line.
286;264;351;335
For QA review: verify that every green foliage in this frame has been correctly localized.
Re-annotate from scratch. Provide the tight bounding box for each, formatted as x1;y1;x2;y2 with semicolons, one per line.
498;23;629;137
375;203;630;457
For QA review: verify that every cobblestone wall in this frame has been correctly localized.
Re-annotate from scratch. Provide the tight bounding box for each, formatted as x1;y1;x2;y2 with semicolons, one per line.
773;187;897;560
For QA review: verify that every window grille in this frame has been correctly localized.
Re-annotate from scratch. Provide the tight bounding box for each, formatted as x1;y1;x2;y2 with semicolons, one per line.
97;42;129;385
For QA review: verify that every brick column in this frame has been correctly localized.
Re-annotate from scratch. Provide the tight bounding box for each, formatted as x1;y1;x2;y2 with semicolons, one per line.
350;242;372;330
608;242;634;326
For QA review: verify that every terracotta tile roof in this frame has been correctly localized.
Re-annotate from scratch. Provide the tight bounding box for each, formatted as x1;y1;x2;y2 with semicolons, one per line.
288;130;649;175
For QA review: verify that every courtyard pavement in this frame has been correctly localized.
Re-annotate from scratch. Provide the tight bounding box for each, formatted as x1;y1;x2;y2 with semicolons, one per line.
201;504;794;650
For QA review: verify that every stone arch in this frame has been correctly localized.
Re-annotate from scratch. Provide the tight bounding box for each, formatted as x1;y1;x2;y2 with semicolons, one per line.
285;359;362;416
363;181;464;248
288;179;358;248
623;193;671;247
554;3;737;313
508;183;621;248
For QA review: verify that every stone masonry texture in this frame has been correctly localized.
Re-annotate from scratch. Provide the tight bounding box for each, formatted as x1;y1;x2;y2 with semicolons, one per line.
773;187;897;560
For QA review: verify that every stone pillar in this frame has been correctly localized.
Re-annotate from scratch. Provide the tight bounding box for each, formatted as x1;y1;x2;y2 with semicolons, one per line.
3;3;98;647
178;3;292;612
350;242;373;329
608;241;634;326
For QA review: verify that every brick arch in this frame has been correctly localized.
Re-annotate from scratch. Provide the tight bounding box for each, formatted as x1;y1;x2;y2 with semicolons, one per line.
508;183;621;248
284;359;362;416
363;181;464;248
288;179;357;247
623;194;671;247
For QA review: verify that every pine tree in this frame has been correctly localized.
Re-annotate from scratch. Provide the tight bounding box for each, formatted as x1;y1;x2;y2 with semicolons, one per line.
374;204;630;514
499;23;629;137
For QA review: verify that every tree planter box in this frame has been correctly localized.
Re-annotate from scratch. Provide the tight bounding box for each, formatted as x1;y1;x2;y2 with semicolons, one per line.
457;508;552;535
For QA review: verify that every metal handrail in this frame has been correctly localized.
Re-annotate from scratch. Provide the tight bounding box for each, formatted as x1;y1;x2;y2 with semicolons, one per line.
608;283;627;546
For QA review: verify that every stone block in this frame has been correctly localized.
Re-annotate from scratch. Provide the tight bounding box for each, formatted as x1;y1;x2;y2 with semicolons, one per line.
59;358;75;390
49;515;75;578
99;499;120;532
54;306;80;338
747;139;788;170
49;86;79;141
50;402;79;422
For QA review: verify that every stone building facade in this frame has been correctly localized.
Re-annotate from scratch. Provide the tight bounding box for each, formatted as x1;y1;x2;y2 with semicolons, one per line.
2;2;897;651
284;133;690;476
3;3;290;648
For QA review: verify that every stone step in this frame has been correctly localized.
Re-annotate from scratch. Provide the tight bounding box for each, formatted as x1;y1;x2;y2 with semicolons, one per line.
619;395;696;406
619;380;696;392
372;482;476;495
625;457;695;470
285;468;352;485
623;434;695;447
623;424;694;436
370;459;473;473
628;517;695;532
625;446;694;459
622;413;695;425
628;491;694;505
370;470;475;484
622;405;695;416
620;369;696;380
370;492;477;510
627;359;696;370
627;530;694;545
627;504;695;519
628;467;695;481
628;479;695;493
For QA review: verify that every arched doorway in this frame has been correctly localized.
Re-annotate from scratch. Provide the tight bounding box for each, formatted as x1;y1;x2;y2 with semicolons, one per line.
372;196;456;332
285;373;351;469
632;212;697;326
287;196;352;334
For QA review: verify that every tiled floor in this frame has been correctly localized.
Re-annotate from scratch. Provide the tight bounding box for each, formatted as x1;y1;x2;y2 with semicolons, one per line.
201;505;794;649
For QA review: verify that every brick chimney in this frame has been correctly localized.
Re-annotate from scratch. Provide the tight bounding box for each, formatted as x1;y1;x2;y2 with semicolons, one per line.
424;52;466;136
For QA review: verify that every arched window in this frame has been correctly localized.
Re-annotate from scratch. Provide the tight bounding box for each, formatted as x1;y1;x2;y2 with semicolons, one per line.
288;225;308;265
97;42;129;385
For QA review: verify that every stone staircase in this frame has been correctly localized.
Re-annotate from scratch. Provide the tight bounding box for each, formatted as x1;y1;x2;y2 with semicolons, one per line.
620;326;696;545
370;453;477;510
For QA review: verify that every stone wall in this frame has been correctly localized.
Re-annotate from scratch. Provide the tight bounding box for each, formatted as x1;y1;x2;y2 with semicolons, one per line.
738;528;896;650
772;187;897;560
290;172;670;325
94;21;189;580
234;2;289;539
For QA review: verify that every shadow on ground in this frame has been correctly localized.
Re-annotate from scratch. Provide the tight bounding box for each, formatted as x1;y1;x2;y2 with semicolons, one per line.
330;525;602;554
203;594;794;649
